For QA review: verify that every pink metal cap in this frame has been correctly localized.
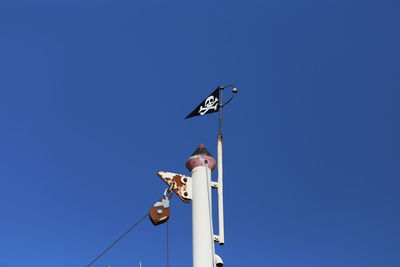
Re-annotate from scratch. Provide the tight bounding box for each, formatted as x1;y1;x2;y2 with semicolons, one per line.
186;144;216;172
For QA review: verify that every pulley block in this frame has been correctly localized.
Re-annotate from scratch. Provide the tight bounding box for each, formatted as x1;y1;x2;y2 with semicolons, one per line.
149;198;170;226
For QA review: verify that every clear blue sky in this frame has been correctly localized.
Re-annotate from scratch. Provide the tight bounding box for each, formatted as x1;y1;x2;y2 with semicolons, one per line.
0;1;399;266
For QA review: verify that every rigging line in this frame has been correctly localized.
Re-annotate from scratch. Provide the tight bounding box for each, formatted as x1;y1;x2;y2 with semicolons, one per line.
222;92;237;108
166;220;170;267
87;212;149;267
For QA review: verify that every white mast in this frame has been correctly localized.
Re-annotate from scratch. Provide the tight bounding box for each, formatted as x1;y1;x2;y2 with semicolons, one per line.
186;144;217;267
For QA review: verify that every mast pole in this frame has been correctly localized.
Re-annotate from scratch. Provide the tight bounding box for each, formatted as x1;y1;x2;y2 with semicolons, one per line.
186;145;217;267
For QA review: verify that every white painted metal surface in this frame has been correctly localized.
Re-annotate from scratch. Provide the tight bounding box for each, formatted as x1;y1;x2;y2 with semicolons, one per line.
216;135;225;245
191;163;215;267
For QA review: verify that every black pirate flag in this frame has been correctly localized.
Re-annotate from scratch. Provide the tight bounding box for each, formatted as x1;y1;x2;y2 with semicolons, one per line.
185;88;220;119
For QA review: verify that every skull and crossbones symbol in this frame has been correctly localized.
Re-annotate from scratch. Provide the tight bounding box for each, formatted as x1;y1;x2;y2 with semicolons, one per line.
198;96;219;115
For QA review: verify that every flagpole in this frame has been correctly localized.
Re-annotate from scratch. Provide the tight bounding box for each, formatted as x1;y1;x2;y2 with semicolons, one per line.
218;87;223;136
216;86;225;245
216;85;237;246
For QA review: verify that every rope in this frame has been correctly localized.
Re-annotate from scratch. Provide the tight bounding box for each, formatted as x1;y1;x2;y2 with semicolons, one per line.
166;220;170;267
86;212;149;267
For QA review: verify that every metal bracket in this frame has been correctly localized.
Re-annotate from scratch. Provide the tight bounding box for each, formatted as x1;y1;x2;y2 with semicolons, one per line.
213;234;224;245
157;171;192;203
211;181;219;189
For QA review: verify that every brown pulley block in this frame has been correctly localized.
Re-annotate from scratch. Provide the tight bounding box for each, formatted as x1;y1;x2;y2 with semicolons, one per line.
149;198;170;226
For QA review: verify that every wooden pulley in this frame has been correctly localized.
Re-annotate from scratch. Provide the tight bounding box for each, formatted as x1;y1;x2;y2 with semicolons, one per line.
149;198;170;226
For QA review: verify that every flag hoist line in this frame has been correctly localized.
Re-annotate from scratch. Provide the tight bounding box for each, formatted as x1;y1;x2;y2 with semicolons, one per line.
151;85;238;267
